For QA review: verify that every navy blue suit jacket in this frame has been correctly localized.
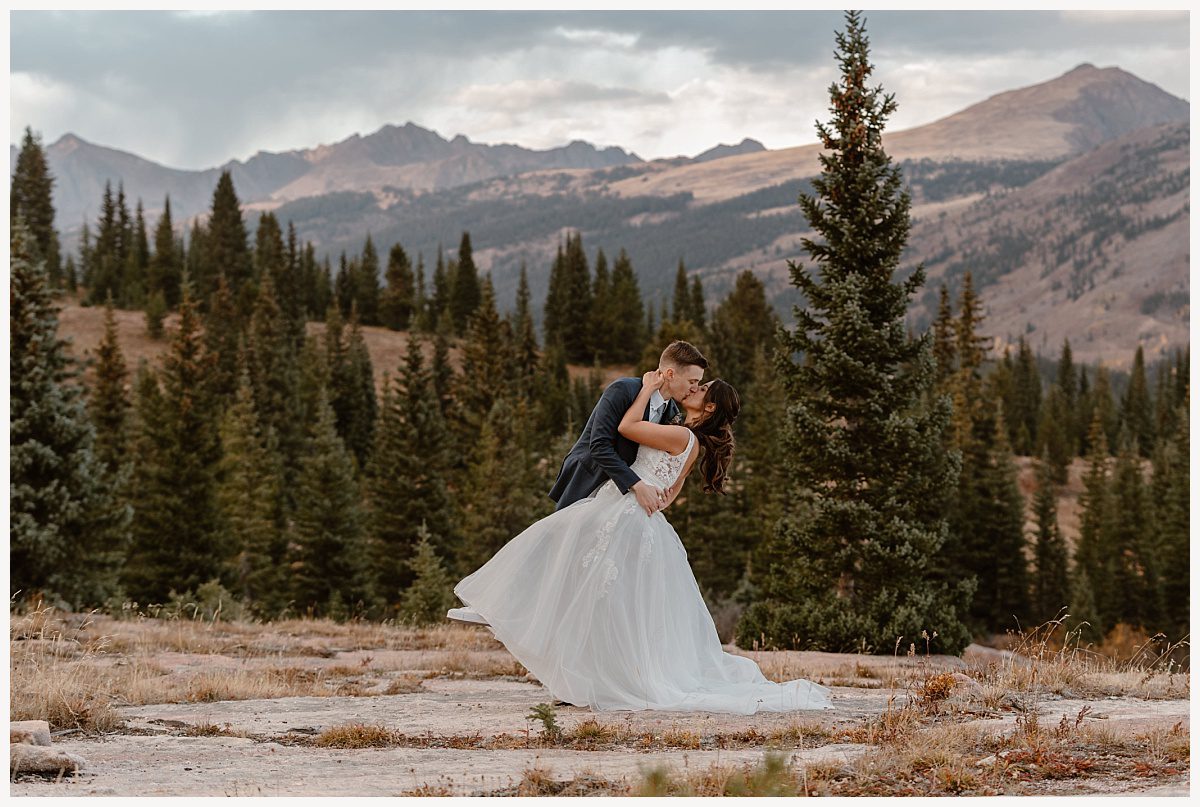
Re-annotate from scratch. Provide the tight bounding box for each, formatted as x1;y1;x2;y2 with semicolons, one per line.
548;377;682;511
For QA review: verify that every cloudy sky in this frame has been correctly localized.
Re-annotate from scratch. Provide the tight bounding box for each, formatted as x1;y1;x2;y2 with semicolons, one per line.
9;9;1190;169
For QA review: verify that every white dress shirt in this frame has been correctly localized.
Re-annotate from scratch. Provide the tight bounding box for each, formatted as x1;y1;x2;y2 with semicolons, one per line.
648;389;668;423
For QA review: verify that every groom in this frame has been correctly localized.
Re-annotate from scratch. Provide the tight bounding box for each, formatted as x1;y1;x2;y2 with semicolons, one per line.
447;340;707;629
549;340;708;517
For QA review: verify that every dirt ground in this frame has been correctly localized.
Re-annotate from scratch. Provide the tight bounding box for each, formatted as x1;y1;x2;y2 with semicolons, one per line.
9;614;1190;796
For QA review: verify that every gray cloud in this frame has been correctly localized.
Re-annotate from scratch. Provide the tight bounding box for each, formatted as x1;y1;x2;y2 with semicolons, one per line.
9;10;1189;168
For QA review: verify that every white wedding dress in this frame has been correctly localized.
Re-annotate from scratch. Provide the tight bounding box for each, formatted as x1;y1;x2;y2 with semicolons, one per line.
452;430;832;714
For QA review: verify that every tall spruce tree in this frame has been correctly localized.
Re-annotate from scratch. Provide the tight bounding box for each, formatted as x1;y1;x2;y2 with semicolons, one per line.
355;234;382;326
689;275;707;331
123;289;223;603
90;295;131;475
1030;447;1070;625
608;249;645;363
10;223;128;606
931;284;956;387
1152;407;1189;639
589;248;615;362
1107;431;1164;631
511;263;541;399
456;396;549;576
246;270;305;498
1007;337;1041;455
202;171;252;308
11;126;62;287
561;232;594;362
149;196;183;307
365;337;456;598
672;259;690;323
1119;345;1155;457
380;242;415;330
202;273;243;405
327;306;377;469
736;12;972;654
456;275;512;430
449;232;481;334
1072;412;1114;635
288;388;372;617
216;362;286;616
707;270;780;393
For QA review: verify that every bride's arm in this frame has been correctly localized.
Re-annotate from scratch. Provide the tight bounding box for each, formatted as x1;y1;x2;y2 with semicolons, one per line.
618;371;691;455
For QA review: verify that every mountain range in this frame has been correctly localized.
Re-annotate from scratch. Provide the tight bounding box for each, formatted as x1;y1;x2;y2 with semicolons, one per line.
16;63;1190;370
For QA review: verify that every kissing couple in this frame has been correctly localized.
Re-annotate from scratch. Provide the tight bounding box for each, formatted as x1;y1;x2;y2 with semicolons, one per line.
448;340;830;715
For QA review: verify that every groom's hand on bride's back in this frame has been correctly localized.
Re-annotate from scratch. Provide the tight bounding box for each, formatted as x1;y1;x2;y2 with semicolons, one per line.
631;480;665;517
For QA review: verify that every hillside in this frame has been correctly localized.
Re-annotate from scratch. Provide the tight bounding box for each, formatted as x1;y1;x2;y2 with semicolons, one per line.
27;64;1190;371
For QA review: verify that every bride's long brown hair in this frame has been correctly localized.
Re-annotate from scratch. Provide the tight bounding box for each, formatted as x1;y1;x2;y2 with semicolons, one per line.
689;379;740;494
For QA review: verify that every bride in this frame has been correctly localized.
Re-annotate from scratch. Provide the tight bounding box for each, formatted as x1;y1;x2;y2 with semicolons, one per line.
448;370;831;714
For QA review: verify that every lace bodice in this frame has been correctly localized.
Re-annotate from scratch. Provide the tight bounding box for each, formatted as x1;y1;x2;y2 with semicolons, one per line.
630;430;696;488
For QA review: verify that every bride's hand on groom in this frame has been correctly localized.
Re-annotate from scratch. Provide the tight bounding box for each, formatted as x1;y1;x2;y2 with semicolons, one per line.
642;370;664;390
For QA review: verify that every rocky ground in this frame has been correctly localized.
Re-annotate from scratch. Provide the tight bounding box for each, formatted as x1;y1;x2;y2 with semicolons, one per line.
9;612;1190;796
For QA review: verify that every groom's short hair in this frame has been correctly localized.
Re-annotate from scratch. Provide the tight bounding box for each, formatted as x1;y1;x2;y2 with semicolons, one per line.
660;340;708;370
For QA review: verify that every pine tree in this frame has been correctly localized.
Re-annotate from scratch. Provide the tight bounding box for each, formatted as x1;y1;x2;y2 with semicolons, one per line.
246;270;305;497
1030;447;1070;625
149;196;183;307
288;389;371;617
672;259;690;324
1006;337;1041;455
334;252;353;317
456;276;512;429
1038;384;1073;484
123;289;223;603
1056;339;1077;448
121;199;149;307
974;408;1031;632
431;245;450;326
736;12;971;655
64;253;78;292
1107;431;1164;631
449;231;481;334
560;232;594;362
90;295;131;474
542;241;567;349
355;234;382;325
398;525;457;625
1088;366;1119;454
10;126;62;287
1119;345;1155;457
511;263;541;400
456;397;549;576
608;249;645;364
202;171;252;308
1153;407;1189;639
216;363;286;616
412;253;431;332
327;306;377;469
202;273;243;406
88;182;122;305
364;338;455;599
535;342;573;439
690;275;707;331
931;284;956;386
1072;412;1113;635
589;248;614;362
707;270;780;393
10;223;128;606
380;241;415;330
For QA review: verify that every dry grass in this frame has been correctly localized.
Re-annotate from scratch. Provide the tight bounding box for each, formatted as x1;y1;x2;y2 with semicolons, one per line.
314;722;404;748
